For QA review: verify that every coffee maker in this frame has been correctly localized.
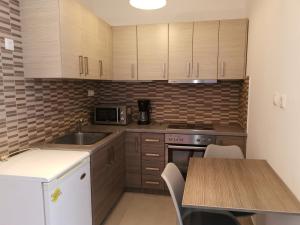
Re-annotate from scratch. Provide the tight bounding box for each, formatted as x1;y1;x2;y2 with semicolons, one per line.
138;99;151;125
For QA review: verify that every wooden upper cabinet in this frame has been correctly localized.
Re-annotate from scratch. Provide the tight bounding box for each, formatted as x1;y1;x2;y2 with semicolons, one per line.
193;21;219;80
21;0;112;80
137;24;169;80
113;26;138;80
169;22;194;80
81;7;101;80
60;0;84;79
21;0;62;78
218;19;248;80
98;20;113;80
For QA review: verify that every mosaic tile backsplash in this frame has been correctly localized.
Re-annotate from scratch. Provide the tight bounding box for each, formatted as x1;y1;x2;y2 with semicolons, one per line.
0;0;249;154
97;81;248;125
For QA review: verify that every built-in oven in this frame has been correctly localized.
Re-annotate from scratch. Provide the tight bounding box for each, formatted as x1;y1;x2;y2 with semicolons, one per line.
165;134;216;178
94;104;131;125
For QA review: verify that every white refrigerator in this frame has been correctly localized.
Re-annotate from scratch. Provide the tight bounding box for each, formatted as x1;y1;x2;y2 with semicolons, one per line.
0;150;92;225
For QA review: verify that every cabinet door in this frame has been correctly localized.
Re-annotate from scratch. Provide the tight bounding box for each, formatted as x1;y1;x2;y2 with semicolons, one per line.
218;19;248;80
169;22;193;80
21;0;62;78
60;0;84;79
125;133;141;188
193;21;219;80
98;20;113;80
137;24;168;80
82;8;101;80
113;26;138;80
90;143;112;225
110;136;125;207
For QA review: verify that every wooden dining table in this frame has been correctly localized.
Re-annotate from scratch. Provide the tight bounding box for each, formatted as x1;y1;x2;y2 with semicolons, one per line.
182;158;300;215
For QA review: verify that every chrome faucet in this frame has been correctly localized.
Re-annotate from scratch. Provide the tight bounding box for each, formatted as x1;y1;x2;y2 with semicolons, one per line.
76;118;85;133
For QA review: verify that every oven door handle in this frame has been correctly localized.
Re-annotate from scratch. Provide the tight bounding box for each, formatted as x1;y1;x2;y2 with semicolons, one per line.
116;107;119;123
167;145;207;151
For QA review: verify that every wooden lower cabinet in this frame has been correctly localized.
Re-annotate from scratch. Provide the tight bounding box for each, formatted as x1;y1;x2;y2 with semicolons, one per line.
91;135;125;225
125;132;166;191
125;132;142;188
141;133;165;191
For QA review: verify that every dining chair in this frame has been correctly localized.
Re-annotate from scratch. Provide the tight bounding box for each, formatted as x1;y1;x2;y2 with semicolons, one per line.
204;144;244;159
161;163;241;225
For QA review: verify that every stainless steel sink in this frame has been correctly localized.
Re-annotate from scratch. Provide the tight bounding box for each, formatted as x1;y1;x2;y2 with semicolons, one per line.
52;132;112;145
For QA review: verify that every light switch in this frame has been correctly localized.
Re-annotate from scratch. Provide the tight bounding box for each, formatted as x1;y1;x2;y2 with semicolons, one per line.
4;38;14;51
273;93;280;106
280;94;287;109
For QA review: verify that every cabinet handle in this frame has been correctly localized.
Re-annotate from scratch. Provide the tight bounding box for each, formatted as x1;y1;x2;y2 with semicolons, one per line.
145;167;160;171
145;181;160;185
144;139;160;143
145;153;160;157
99;60;103;78
84;57;89;76
79;56;84;75
220;61;225;77
187;62;191;77
162;63;166;78
131;64;135;79
197;62;200;78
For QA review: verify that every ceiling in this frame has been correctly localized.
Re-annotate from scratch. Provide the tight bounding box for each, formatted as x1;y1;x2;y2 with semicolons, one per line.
80;0;249;26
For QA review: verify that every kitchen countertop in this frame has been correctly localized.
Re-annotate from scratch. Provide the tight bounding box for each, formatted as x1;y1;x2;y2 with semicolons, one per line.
125;122;247;136
36;122;246;154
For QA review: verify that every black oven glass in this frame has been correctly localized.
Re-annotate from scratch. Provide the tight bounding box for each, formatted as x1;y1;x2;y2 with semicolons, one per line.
95;108;118;122
168;147;204;178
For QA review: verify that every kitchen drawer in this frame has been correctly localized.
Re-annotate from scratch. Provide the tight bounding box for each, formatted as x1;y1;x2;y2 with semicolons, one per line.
141;133;165;148
142;160;165;176
142;175;164;190
142;151;165;162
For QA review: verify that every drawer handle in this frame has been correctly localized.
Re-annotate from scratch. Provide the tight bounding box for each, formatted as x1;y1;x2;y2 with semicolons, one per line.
145;153;160;157
145;181;160;185
145;139;160;143
145;167;160;171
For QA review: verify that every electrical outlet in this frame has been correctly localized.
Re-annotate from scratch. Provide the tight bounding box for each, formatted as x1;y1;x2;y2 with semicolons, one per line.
88;90;95;97
4;38;14;51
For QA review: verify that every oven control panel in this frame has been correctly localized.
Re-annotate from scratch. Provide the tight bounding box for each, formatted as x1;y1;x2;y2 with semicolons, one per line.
165;134;216;145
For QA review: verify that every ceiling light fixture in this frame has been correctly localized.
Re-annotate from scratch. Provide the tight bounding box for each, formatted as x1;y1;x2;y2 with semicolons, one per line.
129;0;167;10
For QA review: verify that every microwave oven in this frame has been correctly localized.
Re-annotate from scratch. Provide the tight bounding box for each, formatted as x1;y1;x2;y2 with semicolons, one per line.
94;105;131;125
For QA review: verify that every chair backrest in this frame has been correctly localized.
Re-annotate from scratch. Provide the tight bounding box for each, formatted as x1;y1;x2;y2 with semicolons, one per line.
204;144;244;159
161;163;185;225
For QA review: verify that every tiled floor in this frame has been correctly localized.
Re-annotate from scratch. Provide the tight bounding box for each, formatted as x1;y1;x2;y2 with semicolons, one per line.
103;192;177;225
103;192;253;225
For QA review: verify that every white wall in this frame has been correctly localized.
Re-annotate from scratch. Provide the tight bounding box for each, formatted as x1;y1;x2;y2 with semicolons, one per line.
82;0;248;26
247;0;300;224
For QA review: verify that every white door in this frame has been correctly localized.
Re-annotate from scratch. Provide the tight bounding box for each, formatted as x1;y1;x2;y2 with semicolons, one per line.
43;159;92;225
